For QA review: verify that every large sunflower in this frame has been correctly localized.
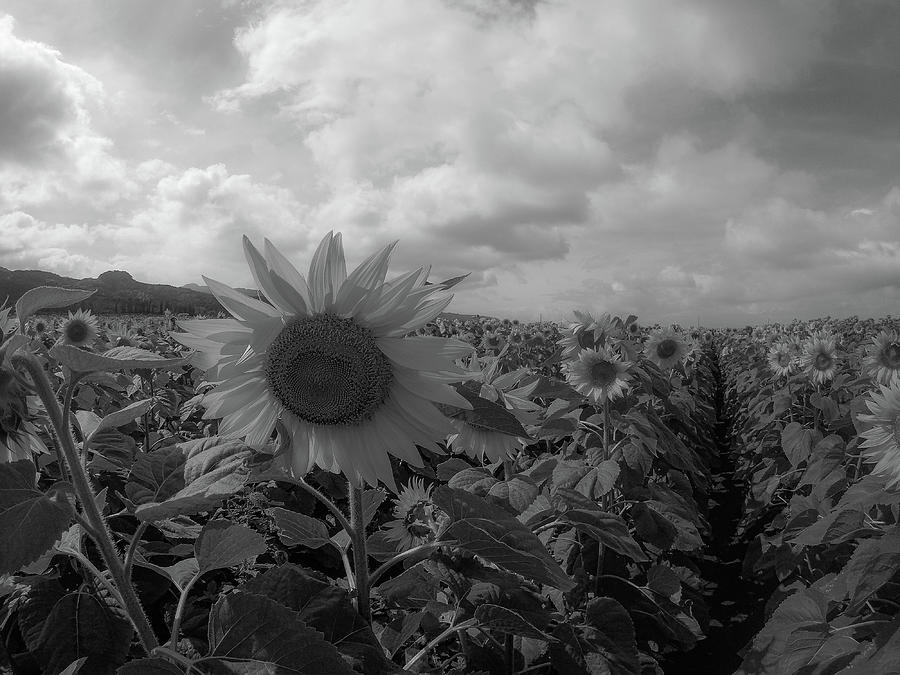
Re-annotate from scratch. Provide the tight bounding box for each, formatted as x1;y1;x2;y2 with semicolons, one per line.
857;384;900;488
565;346;631;404
644;327;688;371
801;332;837;385
865;330;900;388
174;232;474;489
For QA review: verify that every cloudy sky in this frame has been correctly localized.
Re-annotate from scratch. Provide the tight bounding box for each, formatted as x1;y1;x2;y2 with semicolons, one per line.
1;0;898;326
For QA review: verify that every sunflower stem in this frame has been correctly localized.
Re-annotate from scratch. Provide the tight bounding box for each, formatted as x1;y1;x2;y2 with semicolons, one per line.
348;482;371;622
295;477;352;534
369;542;441;588
11;353;159;654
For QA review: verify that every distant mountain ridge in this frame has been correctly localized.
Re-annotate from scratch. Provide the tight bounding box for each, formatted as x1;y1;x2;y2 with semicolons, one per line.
1;266;476;319
0;267;227;315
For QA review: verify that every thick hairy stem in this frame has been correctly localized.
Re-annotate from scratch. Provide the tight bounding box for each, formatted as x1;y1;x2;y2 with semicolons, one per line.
12;354;159;653
348;483;371;622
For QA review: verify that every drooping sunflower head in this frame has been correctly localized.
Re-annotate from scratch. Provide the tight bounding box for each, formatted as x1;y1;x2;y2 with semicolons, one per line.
382;478;445;551
644;328;688;371
857;383;900;488
801;332;838;384
174;231;474;490
565;346;631;404
60;309;98;348
866;330;900;387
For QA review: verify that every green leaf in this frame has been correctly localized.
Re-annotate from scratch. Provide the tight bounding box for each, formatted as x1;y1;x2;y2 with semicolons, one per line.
584;597;640;675
378;611;426;658
15;287;95;328
51;344;186;373
442;383;529;438
575;460;620;499
195;519;267;574
448;468;499;494
487;476;539;513
205;592;355;674
35;592;133;675
790;509;867;547
116;658;186;674
375;562;441;609
0;460;73;573
782;422;815;467
267;507;331;549
239;564;401;674
837;474;900;511
125;436;251;521
551;459;592;491
739;588;829;672
92;399;153;437
436;457;473;481
434;486;575;591
835;529;900;612
558;509;649;562
474;604;551;640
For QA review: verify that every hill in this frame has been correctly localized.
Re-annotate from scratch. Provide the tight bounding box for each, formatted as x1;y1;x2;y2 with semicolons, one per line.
0;267;224;315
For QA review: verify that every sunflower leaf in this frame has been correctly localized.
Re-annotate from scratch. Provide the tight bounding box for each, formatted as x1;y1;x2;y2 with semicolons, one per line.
442;384;529;438
267;507;331;549
196;519;267;574
434;486;575;591
14;287;95;329
35;591;132;675
205;592;355;674
474;604;552;640
239;564;399;673
50;344;186;373
0;460;73;574
125;436;251;522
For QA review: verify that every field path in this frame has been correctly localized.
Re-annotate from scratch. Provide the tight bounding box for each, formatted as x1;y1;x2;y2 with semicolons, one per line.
663;352;775;674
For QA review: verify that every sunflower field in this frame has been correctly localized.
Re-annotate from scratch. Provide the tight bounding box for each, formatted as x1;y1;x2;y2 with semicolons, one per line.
1;235;900;675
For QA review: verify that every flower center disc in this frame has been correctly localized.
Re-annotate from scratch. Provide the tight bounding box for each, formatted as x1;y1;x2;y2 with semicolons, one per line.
883;343;900;369
66;321;88;343
578;329;596;349
815;353;833;371
657;338;678;359
265;314;393;426
590;360;618;387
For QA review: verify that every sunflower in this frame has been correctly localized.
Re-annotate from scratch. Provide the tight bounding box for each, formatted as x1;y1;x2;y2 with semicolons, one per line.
565;346;631;404
173;232;473;489
767;342;795;379
108;322;140;348
801;332;837;384
382;478;445;551
857;384;900;488
560;314;598;359
866;330;900;387
644;328;688;371
0;345;47;462
60;309;98;347
480;330;505;354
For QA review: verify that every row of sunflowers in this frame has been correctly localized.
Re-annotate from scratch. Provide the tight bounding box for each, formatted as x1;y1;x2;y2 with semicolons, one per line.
720;320;900;674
